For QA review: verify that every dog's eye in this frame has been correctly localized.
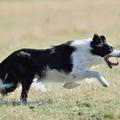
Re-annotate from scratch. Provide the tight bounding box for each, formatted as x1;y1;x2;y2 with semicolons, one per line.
109;46;113;52
96;44;103;47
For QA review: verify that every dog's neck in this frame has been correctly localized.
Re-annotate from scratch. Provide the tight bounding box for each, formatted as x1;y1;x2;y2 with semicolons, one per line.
70;38;105;70
70;38;92;50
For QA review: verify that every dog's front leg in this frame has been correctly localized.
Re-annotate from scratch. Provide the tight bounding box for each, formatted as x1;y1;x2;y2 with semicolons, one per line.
72;70;109;87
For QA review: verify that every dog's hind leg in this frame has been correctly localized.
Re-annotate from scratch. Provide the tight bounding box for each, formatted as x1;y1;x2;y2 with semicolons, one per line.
20;74;34;103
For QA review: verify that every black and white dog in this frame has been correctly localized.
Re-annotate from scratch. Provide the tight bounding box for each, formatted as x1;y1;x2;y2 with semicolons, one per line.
0;34;120;102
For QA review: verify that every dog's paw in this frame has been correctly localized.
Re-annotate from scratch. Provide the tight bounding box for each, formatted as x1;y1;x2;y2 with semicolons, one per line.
100;77;109;87
102;83;109;87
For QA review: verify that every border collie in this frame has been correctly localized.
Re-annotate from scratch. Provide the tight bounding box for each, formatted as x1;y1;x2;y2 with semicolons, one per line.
0;34;120;102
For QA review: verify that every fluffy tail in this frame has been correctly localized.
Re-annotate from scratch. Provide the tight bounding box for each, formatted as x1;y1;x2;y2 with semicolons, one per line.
0;78;14;96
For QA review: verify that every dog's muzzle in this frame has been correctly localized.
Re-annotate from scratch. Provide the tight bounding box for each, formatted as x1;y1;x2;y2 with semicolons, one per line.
104;49;120;68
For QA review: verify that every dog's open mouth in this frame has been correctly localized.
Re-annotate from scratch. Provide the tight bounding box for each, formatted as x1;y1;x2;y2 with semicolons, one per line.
104;55;119;68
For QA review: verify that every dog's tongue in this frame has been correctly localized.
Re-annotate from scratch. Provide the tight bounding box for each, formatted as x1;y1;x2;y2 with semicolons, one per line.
104;55;119;68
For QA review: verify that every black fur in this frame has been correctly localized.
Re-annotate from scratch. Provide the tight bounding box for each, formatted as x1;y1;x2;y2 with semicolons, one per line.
91;34;113;57
0;41;75;102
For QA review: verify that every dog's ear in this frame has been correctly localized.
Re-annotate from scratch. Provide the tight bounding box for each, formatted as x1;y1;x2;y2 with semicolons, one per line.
92;34;102;45
100;35;106;43
91;34;103;48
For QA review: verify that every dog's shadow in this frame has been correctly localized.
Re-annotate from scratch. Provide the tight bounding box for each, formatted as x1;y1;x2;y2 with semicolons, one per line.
0;97;51;108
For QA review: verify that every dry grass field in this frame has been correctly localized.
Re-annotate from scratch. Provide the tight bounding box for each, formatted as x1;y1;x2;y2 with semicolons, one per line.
0;0;120;120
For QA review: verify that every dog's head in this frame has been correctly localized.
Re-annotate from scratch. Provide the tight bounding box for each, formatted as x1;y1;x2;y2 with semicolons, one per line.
91;34;120;68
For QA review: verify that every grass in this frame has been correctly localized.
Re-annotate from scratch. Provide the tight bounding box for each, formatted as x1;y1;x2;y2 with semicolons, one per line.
0;0;120;120
1;85;120;120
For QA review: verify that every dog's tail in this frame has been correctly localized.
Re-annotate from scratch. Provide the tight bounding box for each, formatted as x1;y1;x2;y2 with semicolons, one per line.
0;50;32;95
0;78;14;96
0;59;13;95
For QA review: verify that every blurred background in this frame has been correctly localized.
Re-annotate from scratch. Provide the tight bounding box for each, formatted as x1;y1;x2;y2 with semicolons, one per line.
0;0;120;59
0;0;120;119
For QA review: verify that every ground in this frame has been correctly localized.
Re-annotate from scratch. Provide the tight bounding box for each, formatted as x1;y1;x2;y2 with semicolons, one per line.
0;0;120;120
